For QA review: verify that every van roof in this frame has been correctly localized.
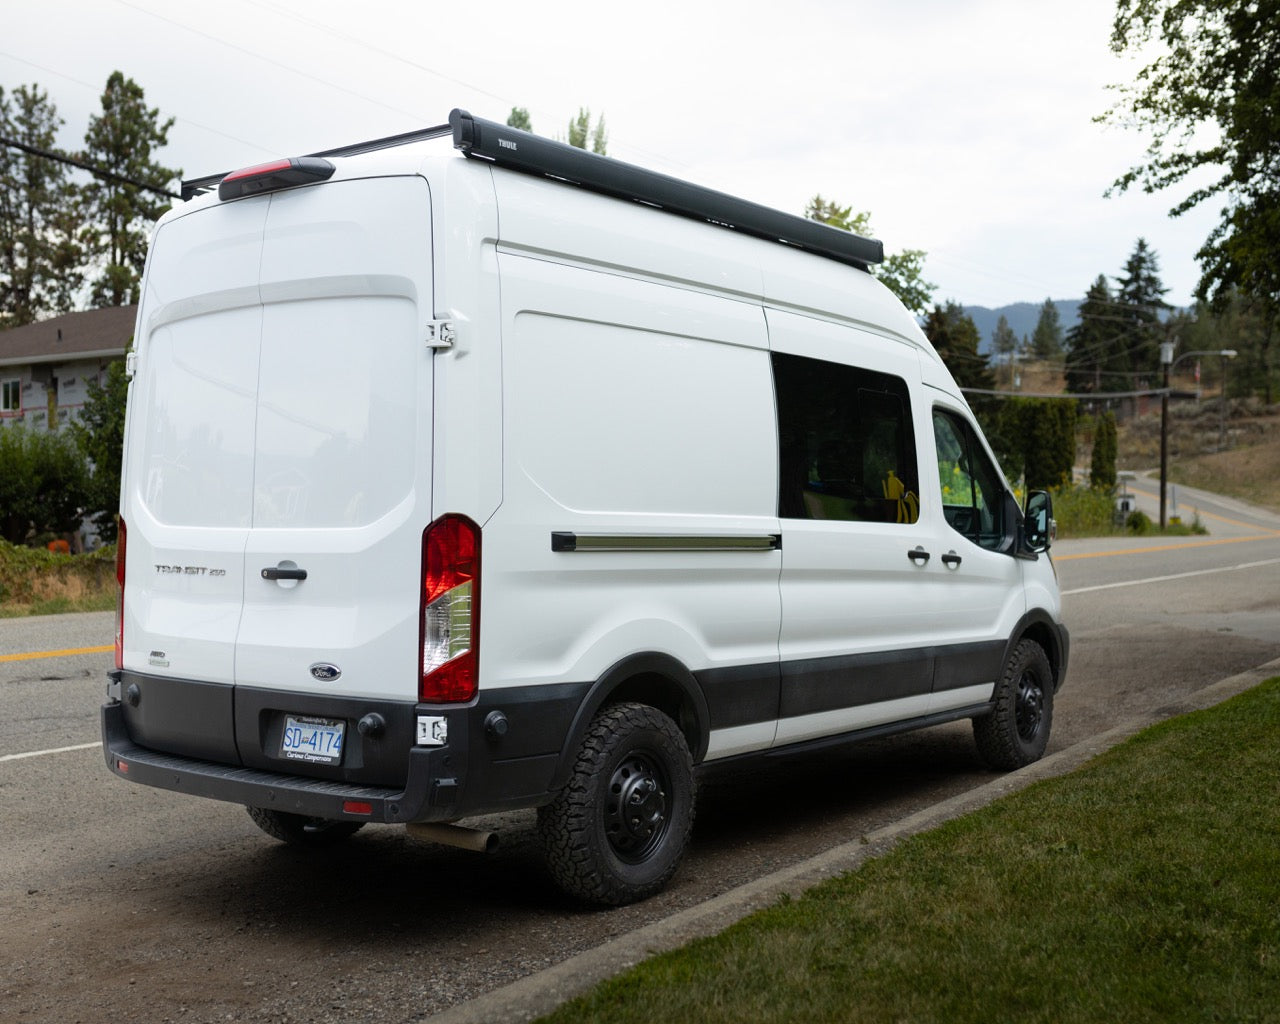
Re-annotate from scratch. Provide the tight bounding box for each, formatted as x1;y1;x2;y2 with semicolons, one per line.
182;109;885;274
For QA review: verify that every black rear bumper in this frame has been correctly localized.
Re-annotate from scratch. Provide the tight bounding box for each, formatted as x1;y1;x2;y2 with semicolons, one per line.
101;700;459;823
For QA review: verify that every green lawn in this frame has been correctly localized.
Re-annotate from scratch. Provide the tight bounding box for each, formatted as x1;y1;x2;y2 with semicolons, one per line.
539;678;1280;1024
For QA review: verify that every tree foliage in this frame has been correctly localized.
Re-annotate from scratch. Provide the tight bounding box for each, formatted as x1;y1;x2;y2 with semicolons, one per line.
994;398;1078;491
69;356;129;542
0;424;89;543
0;84;83;328
921;301;995;393
1030;298;1064;359
1064;275;1123;394
805;195;936;316
1090;410;1118;491
568;107;608;155
505;107;532;131
1102;0;1279;400
81;71;179;308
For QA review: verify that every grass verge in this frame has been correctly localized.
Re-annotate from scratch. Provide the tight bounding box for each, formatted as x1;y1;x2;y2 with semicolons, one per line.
539;678;1280;1024
0;539;116;617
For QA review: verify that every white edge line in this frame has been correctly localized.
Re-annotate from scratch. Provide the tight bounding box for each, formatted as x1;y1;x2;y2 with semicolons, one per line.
0;741;102;763
1064;557;1280;596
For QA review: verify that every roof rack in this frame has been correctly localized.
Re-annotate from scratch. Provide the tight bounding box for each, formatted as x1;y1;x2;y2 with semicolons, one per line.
179;111;885;273
180;123;452;201
449;109;883;272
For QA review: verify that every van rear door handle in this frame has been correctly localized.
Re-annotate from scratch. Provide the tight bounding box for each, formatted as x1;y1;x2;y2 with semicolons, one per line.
907;546;930;565
941;551;963;568
262;566;308;581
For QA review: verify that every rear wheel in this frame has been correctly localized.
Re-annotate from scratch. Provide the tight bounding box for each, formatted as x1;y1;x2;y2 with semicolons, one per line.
973;638;1054;770
246;806;364;847
538;702;696;906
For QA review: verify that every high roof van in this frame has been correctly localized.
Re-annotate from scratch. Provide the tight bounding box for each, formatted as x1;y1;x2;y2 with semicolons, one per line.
103;110;1068;905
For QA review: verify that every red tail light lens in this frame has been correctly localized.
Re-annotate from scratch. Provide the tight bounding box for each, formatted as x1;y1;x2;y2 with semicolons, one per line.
114;518;126;670
218;156;335;201
420;515;480;703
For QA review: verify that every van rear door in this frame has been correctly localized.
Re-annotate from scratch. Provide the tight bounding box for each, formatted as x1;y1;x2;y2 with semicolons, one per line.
122;175;434;764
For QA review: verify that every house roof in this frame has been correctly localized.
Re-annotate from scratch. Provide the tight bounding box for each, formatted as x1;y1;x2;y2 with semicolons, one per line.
0;305;136;369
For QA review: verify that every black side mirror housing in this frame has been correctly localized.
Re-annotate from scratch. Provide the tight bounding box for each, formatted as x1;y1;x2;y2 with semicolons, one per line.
1023;490;1054;553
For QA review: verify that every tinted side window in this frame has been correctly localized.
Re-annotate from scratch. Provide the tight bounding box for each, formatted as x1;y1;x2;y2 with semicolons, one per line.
773;352;919;523
933;409;1004;549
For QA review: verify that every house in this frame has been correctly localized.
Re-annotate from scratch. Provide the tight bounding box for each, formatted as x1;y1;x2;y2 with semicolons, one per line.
0;305;135;431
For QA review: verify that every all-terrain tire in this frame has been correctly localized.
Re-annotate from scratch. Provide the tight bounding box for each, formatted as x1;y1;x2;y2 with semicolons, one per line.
973;638;1054;770
245;806;364;847
537;702;696;906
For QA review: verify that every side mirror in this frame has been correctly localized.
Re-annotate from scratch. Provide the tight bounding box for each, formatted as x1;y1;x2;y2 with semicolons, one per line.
1023;490;1053;553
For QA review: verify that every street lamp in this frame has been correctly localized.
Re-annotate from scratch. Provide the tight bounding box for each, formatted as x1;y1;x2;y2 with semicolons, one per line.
1159;347;1238;529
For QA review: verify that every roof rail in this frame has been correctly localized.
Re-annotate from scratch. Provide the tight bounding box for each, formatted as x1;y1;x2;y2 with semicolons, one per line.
449;109;883;272
180;122;452;201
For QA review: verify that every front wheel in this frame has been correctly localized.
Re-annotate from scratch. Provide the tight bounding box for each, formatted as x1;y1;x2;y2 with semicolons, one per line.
246;806;364;847
972;638;1054;770
537;702;696;906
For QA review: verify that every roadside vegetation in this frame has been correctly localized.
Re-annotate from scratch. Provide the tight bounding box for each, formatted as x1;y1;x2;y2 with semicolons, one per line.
538;677;1280;1024
0;538;115;617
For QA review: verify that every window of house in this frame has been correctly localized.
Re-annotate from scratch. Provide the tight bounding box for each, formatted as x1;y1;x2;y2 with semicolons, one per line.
1;379;20;414
772;352;919;523
933;408;1005;549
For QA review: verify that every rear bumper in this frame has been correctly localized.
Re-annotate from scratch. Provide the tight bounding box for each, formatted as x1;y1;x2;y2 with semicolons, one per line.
101;700;458;823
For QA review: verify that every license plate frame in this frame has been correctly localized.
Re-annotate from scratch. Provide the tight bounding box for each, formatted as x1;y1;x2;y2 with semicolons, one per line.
281;714;346;766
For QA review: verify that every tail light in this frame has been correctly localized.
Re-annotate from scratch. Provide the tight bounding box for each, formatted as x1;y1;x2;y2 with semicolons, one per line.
114;518;126;670
420;515;480;703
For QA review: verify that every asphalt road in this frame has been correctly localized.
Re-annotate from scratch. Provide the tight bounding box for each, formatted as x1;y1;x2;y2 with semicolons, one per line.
2;480;1278;1023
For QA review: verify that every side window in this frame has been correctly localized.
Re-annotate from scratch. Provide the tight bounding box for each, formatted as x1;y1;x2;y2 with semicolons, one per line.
933;409;1004;549
773;352;919;524
1;379;20;414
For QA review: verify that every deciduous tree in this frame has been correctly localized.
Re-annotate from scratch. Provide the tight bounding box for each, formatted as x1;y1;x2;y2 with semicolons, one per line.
805;195;935;316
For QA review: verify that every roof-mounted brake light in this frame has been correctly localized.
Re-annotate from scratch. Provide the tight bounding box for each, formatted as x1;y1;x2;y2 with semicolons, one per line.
218;156;335;201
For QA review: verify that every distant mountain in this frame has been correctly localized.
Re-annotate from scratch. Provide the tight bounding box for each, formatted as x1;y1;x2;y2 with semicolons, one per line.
963;300;1082;355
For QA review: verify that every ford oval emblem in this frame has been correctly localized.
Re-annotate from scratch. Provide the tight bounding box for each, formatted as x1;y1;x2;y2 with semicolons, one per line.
310;663;342;682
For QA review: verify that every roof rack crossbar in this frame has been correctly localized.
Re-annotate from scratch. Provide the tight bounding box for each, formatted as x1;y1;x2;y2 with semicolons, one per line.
448;109;883;271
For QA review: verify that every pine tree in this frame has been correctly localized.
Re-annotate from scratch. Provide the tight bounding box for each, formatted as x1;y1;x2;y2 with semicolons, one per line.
506;107;532;131
567;108;607;154
1030;298;1064;359
81;72;179;308
0;84;84;327
991;315;1018;387
1113;238;1169;379
1064;275;1123;394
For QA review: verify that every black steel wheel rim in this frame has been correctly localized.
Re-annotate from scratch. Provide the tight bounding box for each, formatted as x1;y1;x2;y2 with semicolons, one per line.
1015;670;1044;742
604;750;670;864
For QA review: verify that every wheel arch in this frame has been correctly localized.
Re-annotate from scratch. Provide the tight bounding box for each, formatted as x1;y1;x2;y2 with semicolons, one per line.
1005;609;1069;693
550;652;710;790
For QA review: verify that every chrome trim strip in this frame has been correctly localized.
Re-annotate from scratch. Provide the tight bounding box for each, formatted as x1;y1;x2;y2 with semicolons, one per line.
551;532;781;553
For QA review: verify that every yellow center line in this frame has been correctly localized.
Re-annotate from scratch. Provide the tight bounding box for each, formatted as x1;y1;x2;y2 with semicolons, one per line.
1055;534;1279;560
0;644;114;664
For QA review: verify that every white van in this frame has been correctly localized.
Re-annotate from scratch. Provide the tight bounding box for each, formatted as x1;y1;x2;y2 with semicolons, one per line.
103;109;1068;905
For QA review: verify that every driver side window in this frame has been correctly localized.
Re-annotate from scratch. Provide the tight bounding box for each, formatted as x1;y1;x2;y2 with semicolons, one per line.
933;409;1004;550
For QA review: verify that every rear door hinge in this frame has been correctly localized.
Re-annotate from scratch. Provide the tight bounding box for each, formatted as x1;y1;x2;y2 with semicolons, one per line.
125;351;138;379
425;319;456;350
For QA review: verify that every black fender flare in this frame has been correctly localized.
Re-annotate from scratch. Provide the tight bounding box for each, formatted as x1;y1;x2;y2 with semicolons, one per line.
550;652;711;790
1002;609;1070;693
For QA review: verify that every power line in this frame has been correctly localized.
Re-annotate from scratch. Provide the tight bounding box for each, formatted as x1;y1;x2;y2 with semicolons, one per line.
0;134;180;199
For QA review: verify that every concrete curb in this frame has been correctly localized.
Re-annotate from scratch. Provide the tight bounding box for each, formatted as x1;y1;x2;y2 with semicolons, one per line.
429;656;1280;1024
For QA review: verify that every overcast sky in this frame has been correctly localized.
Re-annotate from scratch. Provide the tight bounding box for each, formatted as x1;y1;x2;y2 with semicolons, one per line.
4;0;1222;312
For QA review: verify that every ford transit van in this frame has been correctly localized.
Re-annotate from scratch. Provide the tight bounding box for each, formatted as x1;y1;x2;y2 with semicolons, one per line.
103;109;1068;905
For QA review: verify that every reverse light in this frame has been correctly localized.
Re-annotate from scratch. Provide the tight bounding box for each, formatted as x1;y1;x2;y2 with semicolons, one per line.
420;515;480;703
218;156;335;201
114;518;126;671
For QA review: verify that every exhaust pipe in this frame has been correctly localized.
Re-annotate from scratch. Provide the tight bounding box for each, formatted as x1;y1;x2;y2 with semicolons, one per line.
406;821;499;854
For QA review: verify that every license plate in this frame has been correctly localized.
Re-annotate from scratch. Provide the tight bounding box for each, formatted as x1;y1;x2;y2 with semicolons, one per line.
281;715;346;766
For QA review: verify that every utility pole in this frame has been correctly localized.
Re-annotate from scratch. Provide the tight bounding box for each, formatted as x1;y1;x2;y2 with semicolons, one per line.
1159;340;1173;530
